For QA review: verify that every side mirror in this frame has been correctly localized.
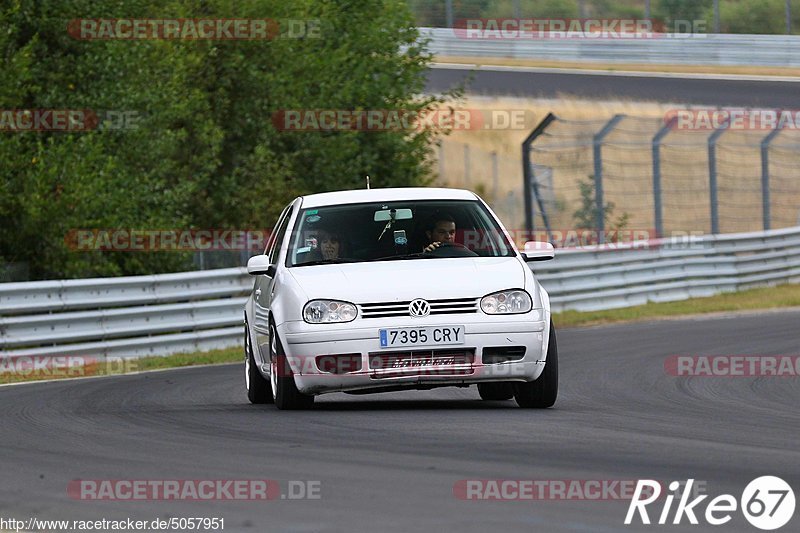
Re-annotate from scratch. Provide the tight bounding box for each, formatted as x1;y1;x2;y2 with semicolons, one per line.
247;255;275;276
521;241;555;262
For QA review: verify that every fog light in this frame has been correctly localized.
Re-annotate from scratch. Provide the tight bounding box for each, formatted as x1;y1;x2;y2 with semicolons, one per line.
316;354;362;374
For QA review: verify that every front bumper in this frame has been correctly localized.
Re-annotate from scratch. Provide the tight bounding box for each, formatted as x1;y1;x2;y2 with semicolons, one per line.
275;312;549;395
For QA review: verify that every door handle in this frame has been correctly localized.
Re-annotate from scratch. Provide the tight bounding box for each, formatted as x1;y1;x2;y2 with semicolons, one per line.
255;288;262;297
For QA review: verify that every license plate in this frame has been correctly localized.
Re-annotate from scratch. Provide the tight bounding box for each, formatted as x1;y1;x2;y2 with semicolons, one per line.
378;326;465;348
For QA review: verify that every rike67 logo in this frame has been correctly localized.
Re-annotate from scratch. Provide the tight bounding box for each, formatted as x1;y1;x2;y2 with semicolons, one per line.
626;477;795;530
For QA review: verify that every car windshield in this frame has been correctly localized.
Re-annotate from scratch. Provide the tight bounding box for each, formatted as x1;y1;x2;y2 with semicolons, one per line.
287;199;516;267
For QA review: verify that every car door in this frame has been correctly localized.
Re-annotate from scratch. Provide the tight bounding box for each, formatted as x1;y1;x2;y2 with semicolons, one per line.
253;202;295;362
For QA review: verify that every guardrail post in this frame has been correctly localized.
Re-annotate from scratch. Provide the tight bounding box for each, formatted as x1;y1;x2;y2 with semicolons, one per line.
594;115;625;244
707;121;728;235
652;116;675;238
522;113;556;235
760;127;783;231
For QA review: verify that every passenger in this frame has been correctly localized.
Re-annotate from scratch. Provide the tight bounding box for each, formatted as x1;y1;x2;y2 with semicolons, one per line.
309;228;343;260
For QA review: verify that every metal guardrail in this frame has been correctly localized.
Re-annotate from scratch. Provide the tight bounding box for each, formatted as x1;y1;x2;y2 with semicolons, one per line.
421;27;800;68
536;226;800;311
0;268;251;358
1;226;799;359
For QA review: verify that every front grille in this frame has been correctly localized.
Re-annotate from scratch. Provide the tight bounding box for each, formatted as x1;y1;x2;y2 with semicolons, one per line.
367;348;475;379
359;298;479;319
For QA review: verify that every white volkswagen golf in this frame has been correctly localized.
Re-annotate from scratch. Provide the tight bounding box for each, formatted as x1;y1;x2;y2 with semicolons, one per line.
244;187;557;409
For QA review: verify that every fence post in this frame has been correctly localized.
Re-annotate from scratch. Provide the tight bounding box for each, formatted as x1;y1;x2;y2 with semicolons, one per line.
708;122;728;235
463;144;470;188
761;127;783;231
653;117;677;237
438;141;445;184
445;0;453;28
491;151;499;203
594;115;625;244
713;0;720;32
652;117;675;238
522;113;556;235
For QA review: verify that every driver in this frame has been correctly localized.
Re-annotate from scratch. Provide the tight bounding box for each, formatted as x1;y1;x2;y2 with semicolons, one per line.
423;213;456;253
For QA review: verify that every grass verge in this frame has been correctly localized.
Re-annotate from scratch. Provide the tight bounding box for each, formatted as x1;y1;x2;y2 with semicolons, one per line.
553;283;800;328
3;283;798;385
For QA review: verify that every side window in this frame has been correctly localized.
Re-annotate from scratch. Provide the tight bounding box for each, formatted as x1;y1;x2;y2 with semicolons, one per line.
265;205;291;255
268;205;293;264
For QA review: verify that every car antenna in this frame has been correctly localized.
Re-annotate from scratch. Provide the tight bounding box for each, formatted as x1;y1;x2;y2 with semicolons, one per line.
366;175;370;189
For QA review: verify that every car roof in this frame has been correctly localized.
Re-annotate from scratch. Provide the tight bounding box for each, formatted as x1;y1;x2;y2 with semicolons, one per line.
299;187;478;208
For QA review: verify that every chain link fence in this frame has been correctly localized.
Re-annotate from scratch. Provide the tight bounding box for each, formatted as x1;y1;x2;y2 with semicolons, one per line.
436;115;800;239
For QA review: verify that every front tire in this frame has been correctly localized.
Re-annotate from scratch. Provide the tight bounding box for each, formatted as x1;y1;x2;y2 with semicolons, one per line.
270;324;314;410
245;323;273;404
513;321;558;408
477;383;514;401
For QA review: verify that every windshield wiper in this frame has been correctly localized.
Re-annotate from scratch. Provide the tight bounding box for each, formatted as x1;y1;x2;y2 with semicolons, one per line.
369;253;434;262
293;258;360;267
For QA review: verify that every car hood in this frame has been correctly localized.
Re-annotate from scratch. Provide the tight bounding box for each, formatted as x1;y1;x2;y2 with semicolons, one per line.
288;257;527;303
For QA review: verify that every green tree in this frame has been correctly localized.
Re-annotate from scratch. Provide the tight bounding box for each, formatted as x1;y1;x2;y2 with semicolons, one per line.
1;0;448;279
715;0;794;34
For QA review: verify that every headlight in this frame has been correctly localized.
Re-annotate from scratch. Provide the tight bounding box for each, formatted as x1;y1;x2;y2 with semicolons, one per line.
303;300;358;323
480;290;532;314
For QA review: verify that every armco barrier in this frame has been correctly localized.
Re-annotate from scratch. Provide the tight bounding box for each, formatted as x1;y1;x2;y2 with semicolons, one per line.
421;27;800;68
1;227;799;360
0;268;251;359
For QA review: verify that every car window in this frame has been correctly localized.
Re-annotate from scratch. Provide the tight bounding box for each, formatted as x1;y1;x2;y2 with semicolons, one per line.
265;204;291;256
287;200;514;266
268;204;293;264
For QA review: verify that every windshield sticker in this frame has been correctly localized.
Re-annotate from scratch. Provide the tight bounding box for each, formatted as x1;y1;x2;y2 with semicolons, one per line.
394;230;408;246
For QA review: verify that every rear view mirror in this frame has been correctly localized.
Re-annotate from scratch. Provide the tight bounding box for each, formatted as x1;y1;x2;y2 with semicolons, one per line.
521;241;555;262
374;208;413;222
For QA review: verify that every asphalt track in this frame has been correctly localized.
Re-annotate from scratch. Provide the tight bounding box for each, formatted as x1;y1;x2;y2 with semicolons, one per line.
426;65;800;107
2;310;798;532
